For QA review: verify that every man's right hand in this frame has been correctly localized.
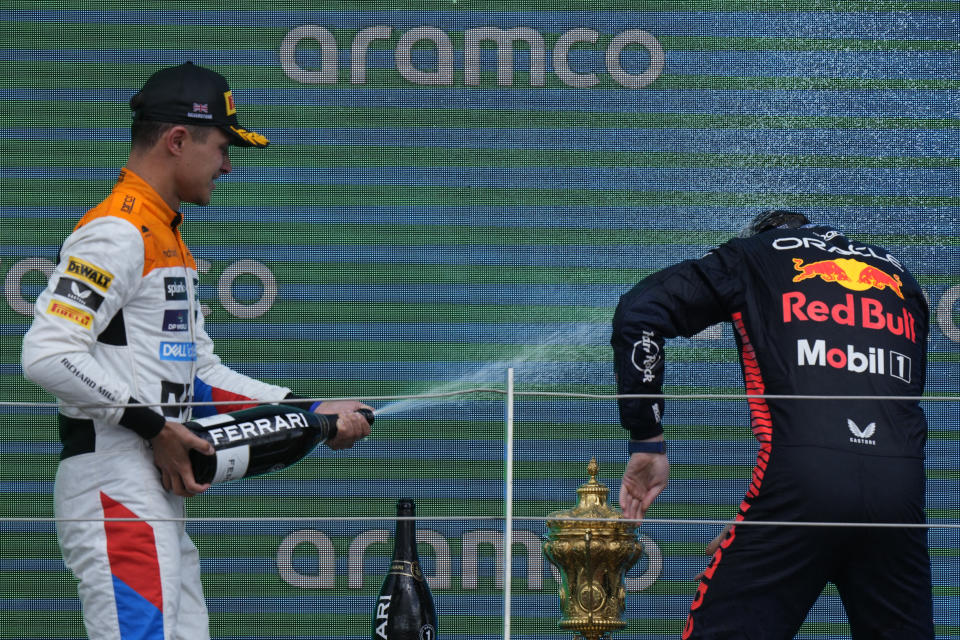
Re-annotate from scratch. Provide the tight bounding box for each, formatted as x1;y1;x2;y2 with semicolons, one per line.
151;421;215;497
313;400;374;450
705;523;734;556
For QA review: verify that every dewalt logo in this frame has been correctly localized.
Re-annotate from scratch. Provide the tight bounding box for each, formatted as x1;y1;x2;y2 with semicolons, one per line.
66;257;114;292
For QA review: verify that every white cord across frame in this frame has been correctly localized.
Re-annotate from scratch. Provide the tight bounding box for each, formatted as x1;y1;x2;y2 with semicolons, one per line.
4;516;960;529
3;383;958;537
1;388;958;410
5;378;960;637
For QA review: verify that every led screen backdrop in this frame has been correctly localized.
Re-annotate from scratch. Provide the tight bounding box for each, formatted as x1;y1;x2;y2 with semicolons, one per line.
0;2;957;639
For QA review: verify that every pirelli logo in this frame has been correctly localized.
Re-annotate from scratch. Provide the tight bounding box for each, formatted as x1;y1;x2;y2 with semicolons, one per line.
66;257;114;292
224;89;236;116
47;300;93;329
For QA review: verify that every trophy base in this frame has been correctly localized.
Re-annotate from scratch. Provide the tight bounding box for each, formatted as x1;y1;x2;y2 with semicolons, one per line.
559;619;627;640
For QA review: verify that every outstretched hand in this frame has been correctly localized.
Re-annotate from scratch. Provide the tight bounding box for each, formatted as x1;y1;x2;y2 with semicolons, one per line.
619;449;670;520
151;421;215;497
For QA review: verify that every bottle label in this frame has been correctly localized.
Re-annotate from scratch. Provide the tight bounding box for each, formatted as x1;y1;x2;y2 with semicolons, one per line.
213;445;251;483
388;560;425;581
373;595;390;639
202;411;312;446
374;595;436;640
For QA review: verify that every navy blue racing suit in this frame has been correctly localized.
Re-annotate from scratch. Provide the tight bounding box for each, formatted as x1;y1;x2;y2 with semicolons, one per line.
611;225;933;639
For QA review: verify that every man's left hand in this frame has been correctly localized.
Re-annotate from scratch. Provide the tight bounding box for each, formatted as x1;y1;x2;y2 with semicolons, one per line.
619;440;669;520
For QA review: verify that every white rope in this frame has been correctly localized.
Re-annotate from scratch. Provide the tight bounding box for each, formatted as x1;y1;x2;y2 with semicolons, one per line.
4;387;955;532
4;516;958;529
1;388;957;410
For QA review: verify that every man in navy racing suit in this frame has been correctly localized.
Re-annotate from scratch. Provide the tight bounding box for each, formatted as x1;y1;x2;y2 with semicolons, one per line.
611;211;934;638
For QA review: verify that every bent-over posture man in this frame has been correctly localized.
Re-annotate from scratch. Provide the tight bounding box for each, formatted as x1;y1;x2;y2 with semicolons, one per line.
612;211;934;639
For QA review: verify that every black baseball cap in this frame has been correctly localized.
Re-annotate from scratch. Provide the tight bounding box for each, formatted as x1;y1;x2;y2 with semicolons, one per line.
129;61;269;148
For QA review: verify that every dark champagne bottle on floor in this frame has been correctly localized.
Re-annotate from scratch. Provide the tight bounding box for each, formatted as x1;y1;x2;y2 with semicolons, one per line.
186;404;373;484
372;499;438;640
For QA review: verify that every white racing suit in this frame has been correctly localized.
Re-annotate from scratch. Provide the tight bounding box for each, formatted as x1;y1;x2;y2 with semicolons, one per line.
21;168;292;639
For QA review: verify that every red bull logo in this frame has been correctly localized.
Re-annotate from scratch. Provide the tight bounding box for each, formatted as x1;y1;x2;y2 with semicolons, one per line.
782;292;918;343
792;258;904;299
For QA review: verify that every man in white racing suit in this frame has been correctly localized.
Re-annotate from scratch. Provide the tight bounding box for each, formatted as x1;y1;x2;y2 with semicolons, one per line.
20;62;372;639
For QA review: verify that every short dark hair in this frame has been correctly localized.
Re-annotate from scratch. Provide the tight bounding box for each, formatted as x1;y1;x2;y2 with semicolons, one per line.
739;210;811;238
130;120;212;150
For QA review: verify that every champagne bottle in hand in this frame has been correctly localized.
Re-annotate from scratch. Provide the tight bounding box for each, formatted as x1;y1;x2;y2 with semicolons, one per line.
186;404;373;485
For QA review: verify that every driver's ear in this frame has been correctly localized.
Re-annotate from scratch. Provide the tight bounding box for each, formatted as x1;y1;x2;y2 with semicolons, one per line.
164;125;189;157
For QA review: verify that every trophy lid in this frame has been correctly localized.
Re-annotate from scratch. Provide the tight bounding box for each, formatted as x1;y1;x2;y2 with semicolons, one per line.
546;458;629;528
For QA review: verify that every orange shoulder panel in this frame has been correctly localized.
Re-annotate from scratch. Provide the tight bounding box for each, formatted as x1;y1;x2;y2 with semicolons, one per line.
74;185;196;276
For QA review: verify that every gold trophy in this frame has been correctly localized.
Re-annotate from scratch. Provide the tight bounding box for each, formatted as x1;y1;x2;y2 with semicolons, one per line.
543;458;642;640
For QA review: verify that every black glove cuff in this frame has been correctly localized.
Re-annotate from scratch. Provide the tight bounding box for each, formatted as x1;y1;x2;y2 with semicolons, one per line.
119;399;166;440
282;392;316;411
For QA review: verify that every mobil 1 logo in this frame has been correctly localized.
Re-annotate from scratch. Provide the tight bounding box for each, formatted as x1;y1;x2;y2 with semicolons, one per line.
796;339;912;383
